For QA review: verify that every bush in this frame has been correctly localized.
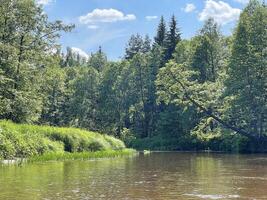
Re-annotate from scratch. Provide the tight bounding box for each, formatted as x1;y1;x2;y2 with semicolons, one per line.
42;138;64;153
0;134;16;159
104;135;125;150
217;133;249;153
129;134;200;151
0;120;126;159
120;128;136;147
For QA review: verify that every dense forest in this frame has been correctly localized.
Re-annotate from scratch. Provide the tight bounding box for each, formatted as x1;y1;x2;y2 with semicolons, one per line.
0;0;266;152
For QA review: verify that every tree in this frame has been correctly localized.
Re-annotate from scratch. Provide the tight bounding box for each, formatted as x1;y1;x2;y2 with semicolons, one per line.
67;67;100;130
98;62;124;135
0;0;73;123
164;15;181;61
40;55;67;125
88;46;107;71
154;16;166;47
155;1;267;147
64;47;75;67
224;0;267;139
142;35;152;53
125;34;144;59
191;18;223;82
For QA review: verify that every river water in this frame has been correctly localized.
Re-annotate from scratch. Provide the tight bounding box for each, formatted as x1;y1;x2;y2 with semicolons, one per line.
1;152;267;200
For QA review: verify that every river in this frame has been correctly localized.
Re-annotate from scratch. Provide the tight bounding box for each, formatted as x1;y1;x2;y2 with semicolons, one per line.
1;152;267;200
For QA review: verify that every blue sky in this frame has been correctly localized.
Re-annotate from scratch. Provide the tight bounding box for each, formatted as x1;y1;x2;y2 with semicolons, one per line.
38;0;249;60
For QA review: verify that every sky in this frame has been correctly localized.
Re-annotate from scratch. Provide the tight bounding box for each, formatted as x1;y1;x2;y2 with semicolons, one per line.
37;0;249;60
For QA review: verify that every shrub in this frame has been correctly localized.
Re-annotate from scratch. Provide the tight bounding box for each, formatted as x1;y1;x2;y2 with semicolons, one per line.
0;120;126;159
0;134;16;159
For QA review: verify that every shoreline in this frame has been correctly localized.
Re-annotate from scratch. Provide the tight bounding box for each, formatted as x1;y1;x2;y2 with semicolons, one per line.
1;149;137;164
138;150;267;154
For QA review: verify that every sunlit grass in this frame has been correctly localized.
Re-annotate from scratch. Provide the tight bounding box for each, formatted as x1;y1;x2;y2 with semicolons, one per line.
28;149;137;162
0;120;127;159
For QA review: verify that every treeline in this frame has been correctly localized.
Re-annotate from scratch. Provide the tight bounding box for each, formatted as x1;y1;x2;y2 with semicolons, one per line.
0;0;266;152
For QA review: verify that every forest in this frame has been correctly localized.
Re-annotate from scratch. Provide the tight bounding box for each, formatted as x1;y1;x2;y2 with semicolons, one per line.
0;0;266;153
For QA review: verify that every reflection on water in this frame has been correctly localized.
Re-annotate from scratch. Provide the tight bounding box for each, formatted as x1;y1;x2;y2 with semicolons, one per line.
1;153;267;200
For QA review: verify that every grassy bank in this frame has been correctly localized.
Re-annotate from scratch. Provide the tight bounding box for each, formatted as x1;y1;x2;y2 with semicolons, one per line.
0;120;127;160
28;149;136;162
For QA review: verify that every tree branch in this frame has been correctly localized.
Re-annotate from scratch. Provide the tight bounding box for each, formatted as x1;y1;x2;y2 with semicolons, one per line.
168;68;265;140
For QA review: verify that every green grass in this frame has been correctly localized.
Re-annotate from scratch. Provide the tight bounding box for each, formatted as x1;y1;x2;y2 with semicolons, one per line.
28;149;136;162
0;120;126;160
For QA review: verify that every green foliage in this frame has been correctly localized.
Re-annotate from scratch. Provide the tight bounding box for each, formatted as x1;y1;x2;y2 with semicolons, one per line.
191;18;225;82
28;149;136;162
129;134;200;151
155;1;267;152
88;46;107;71
0;0;266;155
120;128;136;146
164;15;181;61
125;34;151;59
154;16;166;47
0;133;16;159
66;66;100;130
0;0;73;123
0;120;125;159
224;0;267;138
40;64;67;125
216;133;249;153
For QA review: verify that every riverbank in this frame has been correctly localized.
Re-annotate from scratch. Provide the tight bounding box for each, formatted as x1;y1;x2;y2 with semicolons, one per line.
0;120;128;160
129;134;267;153
28;149;136;162
1;149;136;164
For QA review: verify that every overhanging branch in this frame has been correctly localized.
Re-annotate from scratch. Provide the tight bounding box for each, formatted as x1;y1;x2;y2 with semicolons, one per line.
168;68;264;140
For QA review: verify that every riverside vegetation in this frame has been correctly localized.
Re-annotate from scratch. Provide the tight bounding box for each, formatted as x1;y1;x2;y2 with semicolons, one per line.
0;0;266;154
0;120;131;160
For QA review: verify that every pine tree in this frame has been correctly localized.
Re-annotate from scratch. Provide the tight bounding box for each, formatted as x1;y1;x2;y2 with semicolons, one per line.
154;16;166;47
125;34;144;59
142;35;151;53
164;15;181;61
89;46;107;71
65;47;75;67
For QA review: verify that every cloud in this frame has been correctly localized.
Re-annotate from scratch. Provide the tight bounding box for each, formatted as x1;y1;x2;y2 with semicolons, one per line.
36;0;54;6
146;16;158;21
184;3;196;13
199;0;241;25
71;47;89;61
79;9;136;25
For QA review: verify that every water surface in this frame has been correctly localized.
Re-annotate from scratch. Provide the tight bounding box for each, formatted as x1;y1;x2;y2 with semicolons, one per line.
1;152;267;200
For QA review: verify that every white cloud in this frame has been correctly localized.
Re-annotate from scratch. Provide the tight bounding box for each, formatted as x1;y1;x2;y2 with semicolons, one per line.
199;0;241;25
184;3;196;13
79;9;136;25
234;0;249;4
146;16;158;21
71;47;89;61
36;0;54;6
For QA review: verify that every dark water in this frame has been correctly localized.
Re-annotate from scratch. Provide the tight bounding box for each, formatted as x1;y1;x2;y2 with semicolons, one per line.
1;152;267;200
